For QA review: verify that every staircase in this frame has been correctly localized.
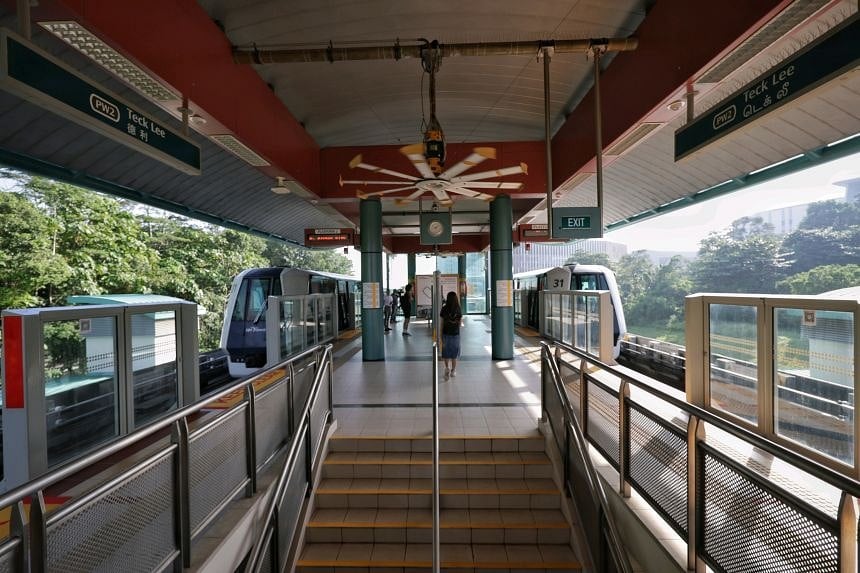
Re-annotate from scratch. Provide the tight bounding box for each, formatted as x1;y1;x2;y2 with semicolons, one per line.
297;434;582;571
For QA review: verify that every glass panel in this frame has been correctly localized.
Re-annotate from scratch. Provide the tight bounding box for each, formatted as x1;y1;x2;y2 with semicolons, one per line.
465;252;487;314
708;303;758;424
574;294;588;353
305;299;316;348
43;317;118;466
587;295;600;356
562;294;574;345
280;300;303;357
131;311;179;428
774;307;854;465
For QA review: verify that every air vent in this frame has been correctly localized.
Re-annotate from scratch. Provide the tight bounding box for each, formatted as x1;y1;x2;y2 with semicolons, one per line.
39;21;179;102
605;123;661;156
210;134;270;167
699;0;831;83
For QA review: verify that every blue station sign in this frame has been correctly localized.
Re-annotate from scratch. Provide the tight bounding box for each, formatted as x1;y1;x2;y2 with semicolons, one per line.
675;15;860;161
0;29;201;175
552;207;602;239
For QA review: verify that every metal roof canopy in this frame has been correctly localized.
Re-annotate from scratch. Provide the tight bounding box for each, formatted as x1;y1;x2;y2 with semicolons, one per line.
0;0;857;252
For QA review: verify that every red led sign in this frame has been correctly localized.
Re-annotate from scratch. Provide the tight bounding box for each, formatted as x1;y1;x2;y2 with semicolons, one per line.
304;228;355;248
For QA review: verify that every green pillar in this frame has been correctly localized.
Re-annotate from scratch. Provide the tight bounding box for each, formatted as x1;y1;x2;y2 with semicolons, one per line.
360;199;384;361
490;194;514;360
407;253;417;315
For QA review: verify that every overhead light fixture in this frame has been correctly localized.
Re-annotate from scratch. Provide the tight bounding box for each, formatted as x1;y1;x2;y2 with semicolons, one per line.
39;21;179;102
271;176;292;194
210;134;270;167
667;100;686;111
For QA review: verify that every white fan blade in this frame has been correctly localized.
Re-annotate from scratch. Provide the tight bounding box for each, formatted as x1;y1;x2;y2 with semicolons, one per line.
431;189;453;205
456;181;523;189
439;147;496;179
394;188;427;205
399;144;436;179
355;185;417;199
450;162;528;183
448;187;494;201
348;154;419;181
340;176;421;186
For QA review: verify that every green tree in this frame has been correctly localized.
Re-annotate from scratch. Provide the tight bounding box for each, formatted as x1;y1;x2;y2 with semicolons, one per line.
614;251;655;309
263;241;353;274
563;250;612;268
782;199;860;274
0;191;70;308
691;217;786;293
777;264;860;294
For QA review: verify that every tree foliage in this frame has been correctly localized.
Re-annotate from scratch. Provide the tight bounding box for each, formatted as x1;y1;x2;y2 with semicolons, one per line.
777;264;860;295
563;250;612;267
783;199;860;274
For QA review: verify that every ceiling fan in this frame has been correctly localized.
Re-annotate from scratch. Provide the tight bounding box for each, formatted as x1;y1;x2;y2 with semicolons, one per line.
338;41;528;207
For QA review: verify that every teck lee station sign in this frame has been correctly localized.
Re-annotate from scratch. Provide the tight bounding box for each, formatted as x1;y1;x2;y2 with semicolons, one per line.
0;29;201;175
675;14;860;161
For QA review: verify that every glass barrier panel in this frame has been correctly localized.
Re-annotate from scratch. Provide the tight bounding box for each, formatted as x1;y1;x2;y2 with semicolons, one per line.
574;294;588;354
774;307;854;465
43;316;119;466
587;294;600;357
550;294;561;339
514;291;522;324
130;311;179;428
321;296;334;341
562;293;574;345
305;298;316;348
708;303;758;424
280;300;303;358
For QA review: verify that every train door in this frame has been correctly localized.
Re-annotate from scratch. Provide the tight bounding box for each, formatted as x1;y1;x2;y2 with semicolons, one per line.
572;271;620;345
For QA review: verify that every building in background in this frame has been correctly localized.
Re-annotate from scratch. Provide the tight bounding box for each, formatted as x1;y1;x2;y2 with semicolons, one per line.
512;239;627;274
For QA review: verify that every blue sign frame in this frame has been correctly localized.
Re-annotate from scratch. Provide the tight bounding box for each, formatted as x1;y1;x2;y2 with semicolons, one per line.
0;29;201;175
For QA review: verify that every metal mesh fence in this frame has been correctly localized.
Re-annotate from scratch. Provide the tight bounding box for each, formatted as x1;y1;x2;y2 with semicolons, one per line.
0;538;20;573
255;380;289;469
628;402;688;537
189;407;248;534
701;448;839;573
277;430;309;572
586;380;620;468
46;452;175;573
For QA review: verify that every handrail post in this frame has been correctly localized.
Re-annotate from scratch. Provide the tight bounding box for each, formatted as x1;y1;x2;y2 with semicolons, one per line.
432;342;441;573
245;384;258;495
837;493;857;573
618;380;631;497
288;362;297;435
30;491;47;573
11;500;26;572
579;359;588;432
687;415;704;573
171;418;192;568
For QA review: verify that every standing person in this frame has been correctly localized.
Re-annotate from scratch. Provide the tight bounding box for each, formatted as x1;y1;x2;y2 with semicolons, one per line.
390;290;399;323
383;289;393;332
440;291;463;379
401;284;413;336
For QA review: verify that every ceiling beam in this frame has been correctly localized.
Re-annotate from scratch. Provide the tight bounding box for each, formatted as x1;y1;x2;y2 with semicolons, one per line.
40;0;320;192
551;0;792;190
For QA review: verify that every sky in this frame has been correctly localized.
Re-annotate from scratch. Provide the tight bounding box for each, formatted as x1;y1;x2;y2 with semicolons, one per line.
603;151;859;252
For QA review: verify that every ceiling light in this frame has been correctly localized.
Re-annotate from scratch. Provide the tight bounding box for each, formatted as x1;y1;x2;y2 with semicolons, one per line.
210;134;270;167
666;100;686;112
39;21;179;102
271;176;291;194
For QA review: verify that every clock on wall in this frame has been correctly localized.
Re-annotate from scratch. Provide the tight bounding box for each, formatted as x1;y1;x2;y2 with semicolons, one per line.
419;212;452;245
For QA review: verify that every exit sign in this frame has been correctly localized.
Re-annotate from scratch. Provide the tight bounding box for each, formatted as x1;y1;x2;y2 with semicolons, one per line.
552;207;602;239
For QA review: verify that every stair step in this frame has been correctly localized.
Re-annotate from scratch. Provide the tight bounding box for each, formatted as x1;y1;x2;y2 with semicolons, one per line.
328;435;545;454
297;542;581;571
323;451;553;479
306;508;570;544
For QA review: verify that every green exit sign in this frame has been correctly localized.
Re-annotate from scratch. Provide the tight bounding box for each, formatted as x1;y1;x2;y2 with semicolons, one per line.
552;207;602;239
560;216;591;229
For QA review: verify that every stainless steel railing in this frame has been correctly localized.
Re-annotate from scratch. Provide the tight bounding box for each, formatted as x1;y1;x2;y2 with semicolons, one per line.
543;339;860;573
245;343;334;572
541;342;633;573
431;341;440;573
0;343;330;572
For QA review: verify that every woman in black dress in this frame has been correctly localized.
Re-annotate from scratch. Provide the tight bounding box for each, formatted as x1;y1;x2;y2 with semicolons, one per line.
440;291;462;379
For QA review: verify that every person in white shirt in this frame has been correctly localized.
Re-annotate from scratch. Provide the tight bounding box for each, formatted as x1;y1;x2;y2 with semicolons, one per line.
383;290;393;332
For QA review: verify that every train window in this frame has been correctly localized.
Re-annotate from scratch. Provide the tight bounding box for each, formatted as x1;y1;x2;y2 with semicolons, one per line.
233;278;272;321
574;274;600;290
310;276;335;294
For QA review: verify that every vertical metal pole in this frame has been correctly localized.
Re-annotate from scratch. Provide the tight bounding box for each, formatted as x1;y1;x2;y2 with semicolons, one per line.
245;384;258;495
542;46;554;237
287;363;296;435
432;342;441;573
172;419;192;568
30;491;47;573
433;271;441;345
11;501;27;572
618;381;631;497
17;0;30;39
687;415;704;573
592;47;604;232
686;84;696;124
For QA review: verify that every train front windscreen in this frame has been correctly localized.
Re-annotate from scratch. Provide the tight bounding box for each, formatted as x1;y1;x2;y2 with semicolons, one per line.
226;273;280;370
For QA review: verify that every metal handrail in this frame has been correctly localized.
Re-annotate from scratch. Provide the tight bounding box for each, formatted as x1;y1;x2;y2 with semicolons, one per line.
245;343;334;572
0;343;322;512
553;340;860;496
541;342;633;573
431;342;440;573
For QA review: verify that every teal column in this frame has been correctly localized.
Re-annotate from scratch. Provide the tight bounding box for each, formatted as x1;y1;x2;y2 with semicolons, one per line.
407;253;417;315
360;199;384;361
490;194;514;360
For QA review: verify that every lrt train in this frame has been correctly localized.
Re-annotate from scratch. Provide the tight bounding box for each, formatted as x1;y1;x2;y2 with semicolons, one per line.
220;267;360;377
513;264;627;358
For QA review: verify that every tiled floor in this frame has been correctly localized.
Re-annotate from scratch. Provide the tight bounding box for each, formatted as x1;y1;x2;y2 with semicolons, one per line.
332;315;545;437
